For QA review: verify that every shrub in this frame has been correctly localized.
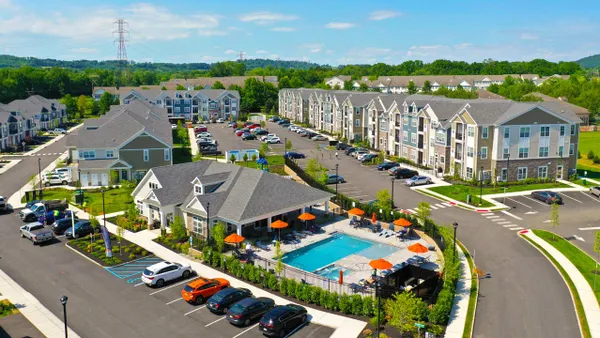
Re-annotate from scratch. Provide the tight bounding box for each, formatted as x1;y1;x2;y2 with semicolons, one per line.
351;295;363;315
309;286;321;304
295;283;306;301
588;149;595;159
253;266;264;284
247;264;256;282
594;155;600;164
124;247;131;253
370;312;385;328
180;242;190;253
578;151;582;159
428;324;444;336
378;334;388;338
339;294;351;314
286;279;298;296
362;296;374;317
319;289;328;307
326;292;339;311
202;246;212;263
280;278;289;296
141;250;148;256
362;328;373;338
428;287;454;324
211;251;222;268
128;253;135;260
267;274;279;290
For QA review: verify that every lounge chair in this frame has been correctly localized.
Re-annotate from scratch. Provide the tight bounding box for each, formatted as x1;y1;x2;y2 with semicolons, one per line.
292;230;306;238
256;241;270;251
301;230;313;236
382;229;394;238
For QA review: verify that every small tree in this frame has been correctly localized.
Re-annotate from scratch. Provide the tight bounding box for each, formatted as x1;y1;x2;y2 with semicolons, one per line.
229;153;236;164
549;202;560;239
384;291;428;334
115;215;126;255
243;153;249;167
260;142;269;157
286;139;293;151
109;170;120;185
588;149;595;160
407;81;418;95
416;201;431;225
375;189;392;211
260;120;266;129
305;158;319;177
77;95;88;119
170;216;187;241
91;100;100;116
251;153;258;163
211;221;226;253
274;240;284;276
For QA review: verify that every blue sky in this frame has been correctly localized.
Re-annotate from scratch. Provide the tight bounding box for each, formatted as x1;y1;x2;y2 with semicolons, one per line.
0;0;598;65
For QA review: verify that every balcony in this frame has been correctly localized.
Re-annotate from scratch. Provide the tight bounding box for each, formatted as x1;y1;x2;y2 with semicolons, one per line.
455;153;462;160
417;142;424;149
395;136;400;143
455;133;463;140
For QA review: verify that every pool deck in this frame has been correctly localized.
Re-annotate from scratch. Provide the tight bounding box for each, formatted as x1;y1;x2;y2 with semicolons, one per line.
254;217;442;285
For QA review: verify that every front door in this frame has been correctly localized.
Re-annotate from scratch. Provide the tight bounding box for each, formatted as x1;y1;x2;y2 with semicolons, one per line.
557;165;564;179
101;173;108;186
91;173;98;186
80;174;89;187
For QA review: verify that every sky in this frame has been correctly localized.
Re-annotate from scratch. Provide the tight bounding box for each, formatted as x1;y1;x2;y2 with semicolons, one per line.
0;0;599;66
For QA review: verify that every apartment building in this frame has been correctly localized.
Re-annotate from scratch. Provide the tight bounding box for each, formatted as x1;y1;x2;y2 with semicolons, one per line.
367;94;407;153
0;105;35;152
6;95;67;131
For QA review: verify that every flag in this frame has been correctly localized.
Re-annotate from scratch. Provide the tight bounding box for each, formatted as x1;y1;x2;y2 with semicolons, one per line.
100;226;113;258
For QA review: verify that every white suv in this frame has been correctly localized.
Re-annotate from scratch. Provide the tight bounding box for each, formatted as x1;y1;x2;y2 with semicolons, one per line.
260;134;276;142
44;174;68;186
141;261;193;287
53;128;67;134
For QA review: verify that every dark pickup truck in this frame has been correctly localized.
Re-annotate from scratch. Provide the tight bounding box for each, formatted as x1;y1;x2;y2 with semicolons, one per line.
19;199;69;222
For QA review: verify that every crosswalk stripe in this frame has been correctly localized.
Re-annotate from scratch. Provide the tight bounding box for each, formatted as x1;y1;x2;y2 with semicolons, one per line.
491;218;506;222
497;221;512;225
442;202;452;207
486;215;500;219
509;227;524;230
503;224;517;228
430;205;438;210
481;213;494;216
435;204;446;208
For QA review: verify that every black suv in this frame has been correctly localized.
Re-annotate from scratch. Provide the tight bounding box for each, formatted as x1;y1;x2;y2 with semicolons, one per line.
259;304;308;337
394;168;419;179
207;288;252;314
52;218;78;235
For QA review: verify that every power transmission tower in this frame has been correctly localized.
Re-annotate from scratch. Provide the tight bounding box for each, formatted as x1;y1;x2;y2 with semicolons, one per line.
113;19;129;88
237;51;246;62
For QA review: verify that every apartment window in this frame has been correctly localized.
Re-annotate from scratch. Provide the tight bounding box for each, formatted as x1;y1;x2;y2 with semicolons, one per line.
570;143;575;155
518;147;529;158
571;124;576;135
136;201;143;214
403;116;408;125
184;99;190;104
403;133;408;142
540;126;550;137
156;100;162;105
466;167;473;179
143;149;149;162
194;185;202;194
174;99;181;104
192;216;203;235
519;127;530;138
403;147;408;157
517;167;528;180
411;119;417;128
184;107;191;113
467;126;475;137
539;146;549;157
560;126;565;136
148;182;158;189
538;166;548;179
501;168;508;181
480;147;488;159
411;133;417;144
105;150;114;159
503;147;510;159
504;127;510;139
79;150;95;159
467;147;474;158
355;119;360;127
482;127;488;139
558;145;564;157
174;107;181;113
354;107;360;115
164;149;170;161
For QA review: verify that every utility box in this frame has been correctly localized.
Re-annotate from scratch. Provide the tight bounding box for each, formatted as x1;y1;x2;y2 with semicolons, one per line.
466;194;472;204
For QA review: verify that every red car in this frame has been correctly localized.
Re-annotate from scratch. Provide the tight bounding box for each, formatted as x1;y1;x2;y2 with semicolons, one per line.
235;130;245;136
248;124;260;130
231;123;238;129
195;126;207;133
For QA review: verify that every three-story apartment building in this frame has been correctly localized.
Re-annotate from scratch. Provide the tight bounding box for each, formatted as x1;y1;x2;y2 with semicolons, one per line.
0;105;35;152
7;95;67;131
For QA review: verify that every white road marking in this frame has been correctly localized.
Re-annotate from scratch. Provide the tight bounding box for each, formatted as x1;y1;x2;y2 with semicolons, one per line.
503;224;517;228
578;226;600;231
430;205;438;210
149;278;193;295
184;305;206;316
442;202;453;207
486;215;500;219
509;227;524;230
573;235;585;242
481;213;494;216
166;298;183;305
524;211;538;215
497;221;512;225
522;196;549;206
579;192;600;203
134;282;145;287
561;193;583;204
205;316;227;327
506;197;533;209
349;194;370;199
491;218;506;222
435;204;446;208
543;220;551;223
501;210;524;220
232;323;260;338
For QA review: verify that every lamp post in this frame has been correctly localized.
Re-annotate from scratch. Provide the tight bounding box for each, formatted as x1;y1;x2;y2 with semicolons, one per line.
504;154;510;205
101;189;106;229
480;166;484;206
206;202;211;244
284;137;287;157
77;164;83;207
372;269;381;338
390;178;396;210
452;222;459;262
335;164;339;201
37;157;43;198
60;295;68;338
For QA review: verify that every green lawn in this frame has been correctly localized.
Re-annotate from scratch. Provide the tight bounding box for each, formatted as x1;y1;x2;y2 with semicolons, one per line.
235;155;284;169
429;182;570;208
578;132;600;173
0;299;19;318
570;178;599;188
22;187;133;215
533;229;600;306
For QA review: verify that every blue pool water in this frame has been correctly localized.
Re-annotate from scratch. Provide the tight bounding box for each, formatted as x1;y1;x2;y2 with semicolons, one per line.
282;234;397;272
315;265;353;280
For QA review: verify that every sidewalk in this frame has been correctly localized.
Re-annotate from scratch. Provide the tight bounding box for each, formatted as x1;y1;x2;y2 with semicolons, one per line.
520;230;600;338
188;127;199;156
0;268;80;338
64;204;367;338
444;243;475;338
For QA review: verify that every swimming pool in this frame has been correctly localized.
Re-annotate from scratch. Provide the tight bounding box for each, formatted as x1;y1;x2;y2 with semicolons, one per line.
282;233;398;273
314;265;353;280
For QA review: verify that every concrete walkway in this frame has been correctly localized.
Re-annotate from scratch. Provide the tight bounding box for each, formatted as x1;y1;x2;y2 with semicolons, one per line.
63;205;367;338
444;243;475;338
0;268;80;338
188;127;199;156
520;230;600;338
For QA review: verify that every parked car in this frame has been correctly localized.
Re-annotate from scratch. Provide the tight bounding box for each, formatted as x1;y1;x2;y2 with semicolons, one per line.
266;137;282;144
283;152;306;159
280;123;291;128
388;166;403;176
52;168;73;181
198;132;212;138
531;191;563;204
268;116;280;122
276;119;289;125
259;304;308;337
590;186;600;198
64;220;96;239
249;124;261;130
353;150;368;159
297;130;308;137
181;277;230;305
345;147;357;156
226;297;275;327
43;174;68;186
305;132;318;139
51;218;78;235
311;135;327;141
242;133;257;140
394;168;419;179
254;129;269;136
405;175;432;186
53;128;67;134
141;261;193;288
360;153;378;163
207;288;252;314
195;125;207;133
288;125;298;132
171;124;177;130
295;128;305;134
217;118;225;123
235;130;246;137
39;209;75;225
336;142;348;150
377;161;399;171
25;200;41;209
20;222;54;245
19;200;68;222
0;195;7;214
261;134;277;142
325;174;345;184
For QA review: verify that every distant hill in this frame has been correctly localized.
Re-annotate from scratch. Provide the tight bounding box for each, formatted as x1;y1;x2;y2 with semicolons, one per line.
0;54;318;71
576;54;600;69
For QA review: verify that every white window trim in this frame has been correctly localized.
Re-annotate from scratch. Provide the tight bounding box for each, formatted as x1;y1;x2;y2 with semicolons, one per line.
480;146;487;159
517;167;528;181
504;127;510;139
164;149;170;161
482;127;488;139
143;149;149;162
105;150;114;159
569;143;575;155
540;126;550;138
538;146;549;158
192;215;203;235
538;166;548;179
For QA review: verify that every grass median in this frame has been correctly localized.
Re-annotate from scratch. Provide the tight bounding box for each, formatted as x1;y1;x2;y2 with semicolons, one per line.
21;186;132;215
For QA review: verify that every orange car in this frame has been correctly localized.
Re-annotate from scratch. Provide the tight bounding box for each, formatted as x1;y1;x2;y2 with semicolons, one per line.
181;277;230;305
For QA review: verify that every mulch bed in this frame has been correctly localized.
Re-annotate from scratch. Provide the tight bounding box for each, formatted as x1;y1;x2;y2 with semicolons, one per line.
68;234;151;266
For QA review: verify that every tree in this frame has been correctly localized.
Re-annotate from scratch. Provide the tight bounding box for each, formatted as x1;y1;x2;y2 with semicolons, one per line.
285;139;292;151
260;120;266;129
99;92;114;114
77;95;88;118
176;84;185;90
212;81;225;89
251;153;257;163
170;216;187;241
91;100;100;115
384;291;428;334
588;150;595;160
61;94;78;121
305;158;319;177
422;80;432;94
243;153;249;167
416;201;431;225
274;240;284;276
177;125;189;148
115;215;126;255
358;83;369;92
212;221;226;253
229;153;236;164
594;230;600;291
260;142;269;157
343;80;354;91
407;81;418;94
549;202;560;238
375;189;392;211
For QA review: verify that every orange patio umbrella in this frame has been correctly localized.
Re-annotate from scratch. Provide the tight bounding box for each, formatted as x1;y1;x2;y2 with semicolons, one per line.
369;258;393;271
298;212;316;221
393;218;412;227
339;269;344;285
371;212;377;223
270;219;289;241
224;233;245;244
408;243;429;254
348;207;365;216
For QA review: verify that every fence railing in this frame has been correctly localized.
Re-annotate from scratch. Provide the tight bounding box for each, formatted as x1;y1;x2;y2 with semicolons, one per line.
252;254;374;297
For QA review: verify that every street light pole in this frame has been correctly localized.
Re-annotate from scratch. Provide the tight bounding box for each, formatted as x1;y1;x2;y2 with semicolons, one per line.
453;222;459;263
373;269;381;338
390;178;395;210
480;166;484;206
60;296;68;338
504;154;510;205
206;202;211;244
38;157;43;198
335;164;339;202
101;189;106;229
77;164;83;207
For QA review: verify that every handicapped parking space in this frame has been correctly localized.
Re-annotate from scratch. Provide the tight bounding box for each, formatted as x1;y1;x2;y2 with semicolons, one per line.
105;256;163;284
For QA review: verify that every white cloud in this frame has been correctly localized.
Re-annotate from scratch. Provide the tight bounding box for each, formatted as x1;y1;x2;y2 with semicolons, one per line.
269;54;280;59
325;22;355;30
325;50;334;55
255;50;268;54
225;49;236;54
271;27;296;32
300;43;324;53
454;43;473;49
198;29;227;36
0;0;12;8
520;33;539;40
368;10;401;21
70;47;97;53
239;12;298;25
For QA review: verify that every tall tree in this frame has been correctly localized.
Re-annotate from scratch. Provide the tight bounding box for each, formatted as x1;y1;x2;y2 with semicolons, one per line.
91;100;100;115
212;81;225;89
358;83;369;92
384;291;428;335
422;80;432;94
343;80;354;91
77;95;88;118
99;92;114;113
211;222;226;253
61;94;77;121
407;81;418;94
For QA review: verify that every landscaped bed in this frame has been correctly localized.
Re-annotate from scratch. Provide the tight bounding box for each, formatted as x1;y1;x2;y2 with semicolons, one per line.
0;299;18;318
21;186;133;215
68;233;150;266
428;181;570;207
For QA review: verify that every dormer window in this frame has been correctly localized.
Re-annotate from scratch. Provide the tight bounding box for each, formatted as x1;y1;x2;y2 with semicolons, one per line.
194;184;203;195
148;182;158;189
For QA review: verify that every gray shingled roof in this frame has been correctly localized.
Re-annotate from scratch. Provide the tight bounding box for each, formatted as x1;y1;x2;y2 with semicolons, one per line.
147;160;333;223
77;159;123;170
6;95;65;120
347;93;379;107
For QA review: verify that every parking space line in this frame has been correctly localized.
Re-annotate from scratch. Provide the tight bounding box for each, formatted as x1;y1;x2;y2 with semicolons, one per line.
149;278;193;295
184;305;206;316
430;205;438;210
498;221;512;225
501;210;523;220
434;204;446;208
442;202;453;207
283;321;309;338
503;224;517;228
481;213;494;216
486;215;500;219
134;282;145;287
231;323;259;338
506;197;532;208
205;316;227;327
579;226;600;231
561;193;583;203
509;227;524;230
491;218;506;222
579;192;600;203
166;298;183;305
522;196;549;207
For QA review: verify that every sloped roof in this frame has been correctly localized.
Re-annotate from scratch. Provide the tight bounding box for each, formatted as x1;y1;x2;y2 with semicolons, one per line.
161;76;279;88
346;93;379;107
6;95;65;119
529;92;589;118
460;100;582;125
